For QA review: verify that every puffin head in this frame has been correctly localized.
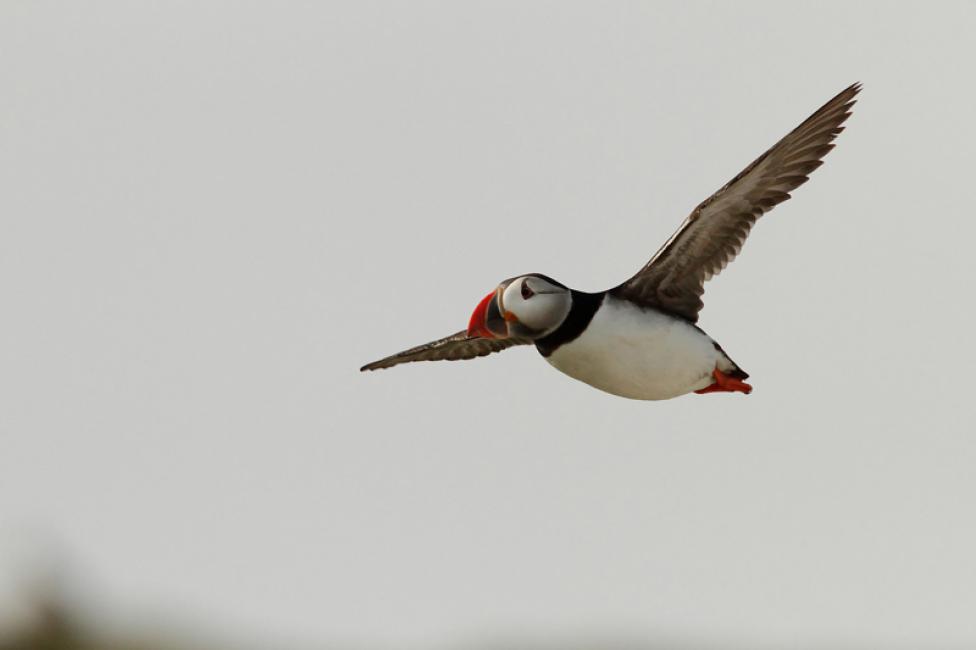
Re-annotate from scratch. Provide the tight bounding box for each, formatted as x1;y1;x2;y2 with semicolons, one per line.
467;274;572;341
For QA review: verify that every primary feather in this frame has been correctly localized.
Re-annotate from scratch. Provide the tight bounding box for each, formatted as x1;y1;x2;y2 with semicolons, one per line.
360;331;530;371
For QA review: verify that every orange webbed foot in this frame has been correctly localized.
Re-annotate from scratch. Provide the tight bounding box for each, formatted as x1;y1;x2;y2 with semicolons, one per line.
694;368;753;395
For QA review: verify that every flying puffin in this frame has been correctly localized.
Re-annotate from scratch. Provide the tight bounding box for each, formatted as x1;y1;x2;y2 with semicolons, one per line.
361;83;860;400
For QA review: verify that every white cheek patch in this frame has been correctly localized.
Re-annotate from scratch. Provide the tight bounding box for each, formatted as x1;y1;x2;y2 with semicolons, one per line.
501;281;526;319
502;279;570;334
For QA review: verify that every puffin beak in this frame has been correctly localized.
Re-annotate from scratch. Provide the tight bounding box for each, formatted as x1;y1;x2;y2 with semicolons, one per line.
467;289;509;339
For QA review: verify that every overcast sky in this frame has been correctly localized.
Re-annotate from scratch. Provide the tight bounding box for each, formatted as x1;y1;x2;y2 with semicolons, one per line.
2;2;976;648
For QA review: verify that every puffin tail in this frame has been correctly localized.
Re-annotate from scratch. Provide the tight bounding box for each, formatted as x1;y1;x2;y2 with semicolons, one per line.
712;341;749;379
695;343;752;395
726;364;749;380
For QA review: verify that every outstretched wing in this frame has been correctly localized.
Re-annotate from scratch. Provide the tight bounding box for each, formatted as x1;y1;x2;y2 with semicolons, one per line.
360;330;531;371
611;83;860;323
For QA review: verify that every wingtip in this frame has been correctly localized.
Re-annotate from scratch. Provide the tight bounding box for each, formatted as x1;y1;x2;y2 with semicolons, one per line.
360;359;393;372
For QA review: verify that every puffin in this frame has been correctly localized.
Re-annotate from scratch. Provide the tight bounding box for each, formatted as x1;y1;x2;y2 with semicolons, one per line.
361;83;859;400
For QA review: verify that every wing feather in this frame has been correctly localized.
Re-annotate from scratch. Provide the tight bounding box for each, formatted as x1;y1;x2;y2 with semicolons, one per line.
611;83;860;322
360;331;530;371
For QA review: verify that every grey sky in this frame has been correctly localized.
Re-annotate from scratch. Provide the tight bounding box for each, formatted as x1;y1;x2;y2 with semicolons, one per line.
2;1;975;647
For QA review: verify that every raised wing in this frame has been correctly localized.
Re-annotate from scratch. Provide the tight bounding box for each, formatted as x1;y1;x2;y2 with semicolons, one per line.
611;83;860;322
360;330;530;371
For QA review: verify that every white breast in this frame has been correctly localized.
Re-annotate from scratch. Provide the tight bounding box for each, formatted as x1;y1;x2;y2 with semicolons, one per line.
545;296;729;400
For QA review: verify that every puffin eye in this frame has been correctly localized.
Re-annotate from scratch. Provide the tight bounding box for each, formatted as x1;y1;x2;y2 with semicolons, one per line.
521;279;535;300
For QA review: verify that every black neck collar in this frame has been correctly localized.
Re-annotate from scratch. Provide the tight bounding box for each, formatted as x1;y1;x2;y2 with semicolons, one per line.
534;290;604;357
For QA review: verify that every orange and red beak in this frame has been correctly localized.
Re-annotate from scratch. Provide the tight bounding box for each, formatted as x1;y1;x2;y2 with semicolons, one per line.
467;288;511;339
